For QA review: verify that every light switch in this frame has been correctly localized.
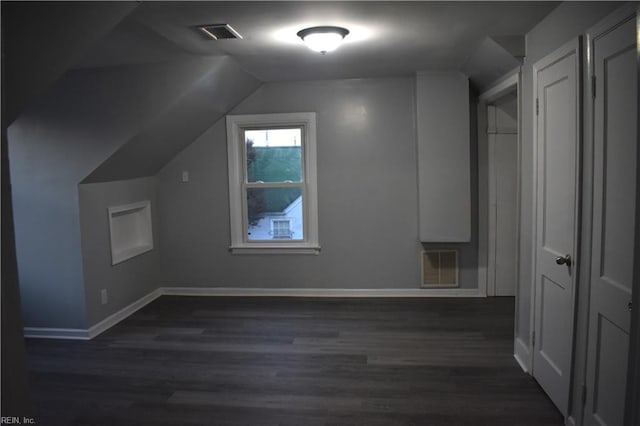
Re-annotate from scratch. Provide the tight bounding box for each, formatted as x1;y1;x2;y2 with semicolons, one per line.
181;171;189;182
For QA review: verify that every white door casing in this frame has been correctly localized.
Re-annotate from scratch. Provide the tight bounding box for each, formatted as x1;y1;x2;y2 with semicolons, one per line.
532;38;581;417
584;13;636;426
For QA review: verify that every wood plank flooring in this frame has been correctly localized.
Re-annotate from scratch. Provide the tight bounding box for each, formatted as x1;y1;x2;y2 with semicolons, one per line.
25;296;563;425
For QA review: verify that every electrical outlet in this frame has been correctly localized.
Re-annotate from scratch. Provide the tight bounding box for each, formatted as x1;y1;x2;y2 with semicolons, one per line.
181;171;189;182
100;289;108;305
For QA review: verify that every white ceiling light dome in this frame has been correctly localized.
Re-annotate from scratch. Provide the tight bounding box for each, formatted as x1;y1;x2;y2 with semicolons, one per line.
297;26;350;54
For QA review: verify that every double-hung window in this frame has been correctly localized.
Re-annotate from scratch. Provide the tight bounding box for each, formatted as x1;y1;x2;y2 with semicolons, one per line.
226;113;319;254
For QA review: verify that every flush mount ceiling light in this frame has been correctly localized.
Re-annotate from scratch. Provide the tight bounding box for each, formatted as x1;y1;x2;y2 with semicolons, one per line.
297;26;350;54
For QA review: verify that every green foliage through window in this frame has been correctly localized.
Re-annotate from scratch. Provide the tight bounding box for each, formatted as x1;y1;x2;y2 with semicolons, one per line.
246;141;302;225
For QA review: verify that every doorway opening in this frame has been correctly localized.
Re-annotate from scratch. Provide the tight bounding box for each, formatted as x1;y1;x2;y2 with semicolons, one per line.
478;72;521;300
477;71;523;378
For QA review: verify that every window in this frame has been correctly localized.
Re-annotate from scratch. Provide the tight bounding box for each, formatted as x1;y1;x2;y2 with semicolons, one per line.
272;219;292;239
226;113;319;254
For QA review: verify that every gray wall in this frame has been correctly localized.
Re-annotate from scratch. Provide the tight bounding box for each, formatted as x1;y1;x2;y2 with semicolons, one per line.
416;72;471;243
8;57;243;329
516;1;622;353
158;76;479;290
78;177;160;326
158;77;421;289
9;102;88;328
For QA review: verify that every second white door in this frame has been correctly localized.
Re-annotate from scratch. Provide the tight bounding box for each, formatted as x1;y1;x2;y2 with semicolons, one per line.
584;11;637;426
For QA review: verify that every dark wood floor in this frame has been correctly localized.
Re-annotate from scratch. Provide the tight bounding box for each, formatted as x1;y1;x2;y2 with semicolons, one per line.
25;296;563;426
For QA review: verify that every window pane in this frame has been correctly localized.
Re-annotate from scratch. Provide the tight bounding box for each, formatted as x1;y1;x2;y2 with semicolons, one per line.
245;128;302;183
246;187;303;241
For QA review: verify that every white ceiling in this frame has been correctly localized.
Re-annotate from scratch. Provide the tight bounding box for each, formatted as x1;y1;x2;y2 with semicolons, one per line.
77;1;559;83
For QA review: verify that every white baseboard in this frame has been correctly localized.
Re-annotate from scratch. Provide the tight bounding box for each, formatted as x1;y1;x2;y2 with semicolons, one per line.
160;286;485;298
87;288;162;338
24;286;484;340
23;327;91;340
514;336;531;373
24;288;162;341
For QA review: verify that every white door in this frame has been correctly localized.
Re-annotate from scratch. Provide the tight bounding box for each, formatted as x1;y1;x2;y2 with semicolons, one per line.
532;39;580;417
487;99;518;297
584;13;636;426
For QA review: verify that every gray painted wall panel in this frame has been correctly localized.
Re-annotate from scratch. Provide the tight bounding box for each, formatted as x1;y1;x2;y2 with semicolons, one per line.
416;71;471;242
79;177;160;326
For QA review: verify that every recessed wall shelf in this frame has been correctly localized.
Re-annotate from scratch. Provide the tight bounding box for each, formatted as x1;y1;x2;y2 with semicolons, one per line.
108;200;153;265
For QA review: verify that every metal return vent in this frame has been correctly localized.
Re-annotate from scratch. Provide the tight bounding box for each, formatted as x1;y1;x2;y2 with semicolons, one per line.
421;250;459;288
197;24;242;40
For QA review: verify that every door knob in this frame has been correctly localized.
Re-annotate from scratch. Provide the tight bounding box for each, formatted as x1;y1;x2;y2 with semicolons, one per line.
555;254;572;266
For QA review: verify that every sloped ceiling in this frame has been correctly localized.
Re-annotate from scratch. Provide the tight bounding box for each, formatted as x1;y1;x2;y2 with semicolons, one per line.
83;56;260;183
2;1;138;125
461;36;523;92
6;1;560;184
75;14;194;70
4;4;261;184
72;11;263;183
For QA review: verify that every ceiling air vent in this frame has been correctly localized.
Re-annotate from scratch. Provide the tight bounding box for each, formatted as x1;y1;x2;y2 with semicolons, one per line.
197;24;242;40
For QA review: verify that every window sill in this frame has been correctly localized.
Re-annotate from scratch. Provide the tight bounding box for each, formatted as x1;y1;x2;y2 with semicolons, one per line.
229;245;321;255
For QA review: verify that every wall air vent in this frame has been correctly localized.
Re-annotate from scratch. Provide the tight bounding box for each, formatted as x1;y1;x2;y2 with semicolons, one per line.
197;24;242;40
421;250;459;288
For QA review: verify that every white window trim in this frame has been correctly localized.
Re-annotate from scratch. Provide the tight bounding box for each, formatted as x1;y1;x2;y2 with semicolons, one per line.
226;112;320;255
